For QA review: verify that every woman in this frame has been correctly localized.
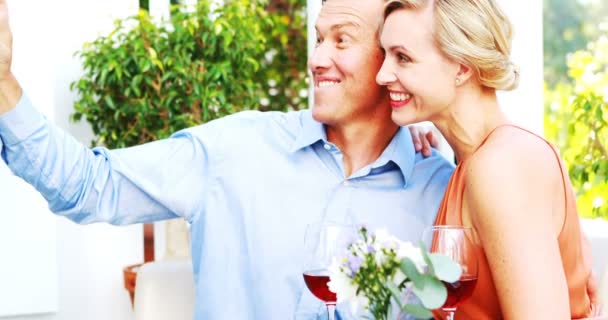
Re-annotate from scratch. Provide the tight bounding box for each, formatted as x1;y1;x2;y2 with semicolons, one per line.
376;0;601;319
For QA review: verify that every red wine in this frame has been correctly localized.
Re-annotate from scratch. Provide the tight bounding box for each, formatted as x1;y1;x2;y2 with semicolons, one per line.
442;276;478;309
303;269;337;303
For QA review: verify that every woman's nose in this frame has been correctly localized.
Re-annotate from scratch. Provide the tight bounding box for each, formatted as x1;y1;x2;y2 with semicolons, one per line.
376;59;396;86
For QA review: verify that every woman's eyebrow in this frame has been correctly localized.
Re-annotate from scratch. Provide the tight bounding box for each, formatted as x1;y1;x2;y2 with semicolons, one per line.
387;45;416;56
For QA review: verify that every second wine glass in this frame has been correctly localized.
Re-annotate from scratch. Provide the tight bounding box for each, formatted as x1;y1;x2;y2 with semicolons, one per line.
302;222;356;320
422;225;479;320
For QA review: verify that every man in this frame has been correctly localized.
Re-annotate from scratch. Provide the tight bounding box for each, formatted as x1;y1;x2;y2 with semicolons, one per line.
0;0;453;319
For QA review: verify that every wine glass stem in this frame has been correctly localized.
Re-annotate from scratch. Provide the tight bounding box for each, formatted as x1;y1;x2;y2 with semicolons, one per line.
326;303;336;320
444;308;456;320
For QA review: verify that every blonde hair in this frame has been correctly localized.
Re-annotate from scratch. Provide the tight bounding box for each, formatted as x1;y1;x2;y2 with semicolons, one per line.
384;0;519;91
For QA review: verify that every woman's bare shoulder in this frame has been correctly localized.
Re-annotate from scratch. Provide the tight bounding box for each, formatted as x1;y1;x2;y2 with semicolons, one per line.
467;127;561;178
463;127;563;223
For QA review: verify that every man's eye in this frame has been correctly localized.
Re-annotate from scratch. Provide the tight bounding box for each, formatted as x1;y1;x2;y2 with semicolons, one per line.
316;37;322;46
338;35;350;44
398;53;411;63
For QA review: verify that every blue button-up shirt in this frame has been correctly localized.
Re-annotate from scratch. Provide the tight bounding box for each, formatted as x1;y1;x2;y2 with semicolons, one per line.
0;95;454;319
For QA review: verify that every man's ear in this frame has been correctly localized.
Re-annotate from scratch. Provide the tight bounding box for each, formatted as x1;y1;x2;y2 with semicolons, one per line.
455;63;474;85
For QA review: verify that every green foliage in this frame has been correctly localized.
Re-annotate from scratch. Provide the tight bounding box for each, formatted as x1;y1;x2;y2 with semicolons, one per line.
70;0;307;148
353;229;402;320
544;36;608;219
255;0;308;112
544;0;608;219
543;0;589;86
396;244;460;317
139;0;149;11
543;0;608;86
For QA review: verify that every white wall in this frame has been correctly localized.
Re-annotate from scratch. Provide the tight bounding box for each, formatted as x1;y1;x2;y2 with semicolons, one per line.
1;1;142;320
497;0;544;134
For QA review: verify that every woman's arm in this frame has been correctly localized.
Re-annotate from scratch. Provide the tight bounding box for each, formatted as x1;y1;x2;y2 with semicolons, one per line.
463;133;570;319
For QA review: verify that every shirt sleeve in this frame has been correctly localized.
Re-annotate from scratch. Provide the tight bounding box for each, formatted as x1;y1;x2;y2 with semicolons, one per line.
0;94;219;225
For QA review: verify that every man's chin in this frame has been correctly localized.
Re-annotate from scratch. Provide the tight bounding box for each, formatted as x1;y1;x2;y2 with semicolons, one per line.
311;105;335;125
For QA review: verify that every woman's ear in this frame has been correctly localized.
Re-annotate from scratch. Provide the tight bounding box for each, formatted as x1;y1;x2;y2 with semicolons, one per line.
455;63;474;86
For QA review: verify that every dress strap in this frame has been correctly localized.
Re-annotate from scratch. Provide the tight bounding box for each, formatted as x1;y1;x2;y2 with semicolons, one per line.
475;123;571;221
472;123;516;154
478;124;563;169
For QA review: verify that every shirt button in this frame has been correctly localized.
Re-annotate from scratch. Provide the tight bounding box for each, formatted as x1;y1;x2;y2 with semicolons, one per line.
323;143;331;150
342;180;351;187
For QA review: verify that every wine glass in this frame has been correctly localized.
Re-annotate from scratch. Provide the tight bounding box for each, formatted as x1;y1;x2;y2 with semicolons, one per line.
422;226;479;320
302;221;355;320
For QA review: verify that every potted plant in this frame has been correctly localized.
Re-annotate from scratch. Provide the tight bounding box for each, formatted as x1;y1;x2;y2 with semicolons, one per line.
69;0;307;305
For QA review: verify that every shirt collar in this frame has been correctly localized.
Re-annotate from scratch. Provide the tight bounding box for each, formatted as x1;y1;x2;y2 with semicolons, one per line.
289;110;416;186
289;110;326;153
375;127;416;187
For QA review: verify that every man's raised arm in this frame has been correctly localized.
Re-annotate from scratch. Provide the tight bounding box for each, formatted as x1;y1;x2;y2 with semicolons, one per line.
0;0;22;114
0;0;213;225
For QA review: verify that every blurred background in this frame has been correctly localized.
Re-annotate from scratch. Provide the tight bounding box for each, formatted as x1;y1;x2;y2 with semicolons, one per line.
543;0;608;220
0;0;605;319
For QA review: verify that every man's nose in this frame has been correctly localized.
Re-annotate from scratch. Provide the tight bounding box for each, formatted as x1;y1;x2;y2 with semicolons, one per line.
376;59;396;86
308;42;332;73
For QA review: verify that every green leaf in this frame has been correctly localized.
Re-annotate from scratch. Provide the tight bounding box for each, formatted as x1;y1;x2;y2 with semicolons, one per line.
419;241;435;276
214;23;223;35
104;96;116;109
400;257;424;289
245;57;260;71
584;101;592;111
402;304;433;319
428;253;462;283
411;275;447;310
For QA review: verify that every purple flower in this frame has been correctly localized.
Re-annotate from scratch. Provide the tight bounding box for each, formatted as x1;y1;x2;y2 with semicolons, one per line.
367;244;375;253
382;239;399;251
347;253;363;274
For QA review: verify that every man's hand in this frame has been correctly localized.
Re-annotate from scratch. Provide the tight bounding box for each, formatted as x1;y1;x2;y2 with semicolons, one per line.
0;0;21;115
408;125;439;158
0;0;12;78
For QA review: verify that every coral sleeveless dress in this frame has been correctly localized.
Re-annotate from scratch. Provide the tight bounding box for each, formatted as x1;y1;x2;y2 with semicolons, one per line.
433;125;597;319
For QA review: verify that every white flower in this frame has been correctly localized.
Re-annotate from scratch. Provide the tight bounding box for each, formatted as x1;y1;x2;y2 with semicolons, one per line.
328;257;357;303
372;228;401;265
396;241;426;272
328;256;371;317
592;196;604;208
373;229;401;250
351;239;369;256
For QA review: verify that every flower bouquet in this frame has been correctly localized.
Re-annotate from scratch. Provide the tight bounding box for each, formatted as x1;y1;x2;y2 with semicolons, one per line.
327;226;462;320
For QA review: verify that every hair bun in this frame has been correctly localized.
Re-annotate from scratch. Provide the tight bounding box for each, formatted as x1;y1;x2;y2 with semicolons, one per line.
497;60;520;91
